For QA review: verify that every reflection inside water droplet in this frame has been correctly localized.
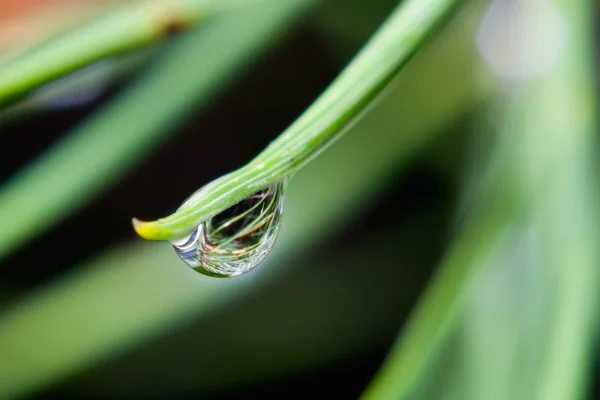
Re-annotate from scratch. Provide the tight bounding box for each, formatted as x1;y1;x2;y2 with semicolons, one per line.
171;182;284;277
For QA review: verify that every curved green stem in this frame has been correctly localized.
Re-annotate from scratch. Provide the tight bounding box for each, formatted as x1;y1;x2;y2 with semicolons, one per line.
0;0;259;107
133;0;463;241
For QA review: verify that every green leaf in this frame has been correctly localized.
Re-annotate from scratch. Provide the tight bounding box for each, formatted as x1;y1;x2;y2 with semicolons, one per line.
132;0;464;241
0;0;266;106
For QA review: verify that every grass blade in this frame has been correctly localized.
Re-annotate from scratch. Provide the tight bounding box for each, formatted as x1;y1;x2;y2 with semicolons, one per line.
133;0;464;241
0;0;266;106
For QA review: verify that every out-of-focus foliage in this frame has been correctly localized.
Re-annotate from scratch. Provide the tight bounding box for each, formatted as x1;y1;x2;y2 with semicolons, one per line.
0;0;597;399
363;0;600;399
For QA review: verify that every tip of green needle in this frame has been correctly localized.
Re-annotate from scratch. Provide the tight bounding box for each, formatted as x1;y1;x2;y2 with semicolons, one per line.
132;218;172;241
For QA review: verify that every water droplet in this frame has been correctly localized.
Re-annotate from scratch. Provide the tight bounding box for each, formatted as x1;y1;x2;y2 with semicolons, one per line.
171;182;284;277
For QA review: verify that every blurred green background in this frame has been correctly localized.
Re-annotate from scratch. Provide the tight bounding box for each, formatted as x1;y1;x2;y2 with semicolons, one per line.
0;0;598;399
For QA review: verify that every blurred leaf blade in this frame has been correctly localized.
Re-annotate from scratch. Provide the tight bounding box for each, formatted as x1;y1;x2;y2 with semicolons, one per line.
362;194;520;399
363;0;600;399
0;0;314;262
0;0;266;106
520;0;600;397
455;0;600;398
0;0;123;61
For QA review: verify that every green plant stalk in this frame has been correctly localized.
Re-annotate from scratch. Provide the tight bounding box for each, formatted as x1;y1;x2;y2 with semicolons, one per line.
0;0;313;262
0;0;263;106
0;47;156;126
133;0;463;241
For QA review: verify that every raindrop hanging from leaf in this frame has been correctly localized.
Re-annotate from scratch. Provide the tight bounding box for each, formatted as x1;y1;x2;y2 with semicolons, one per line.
171;181;285;277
